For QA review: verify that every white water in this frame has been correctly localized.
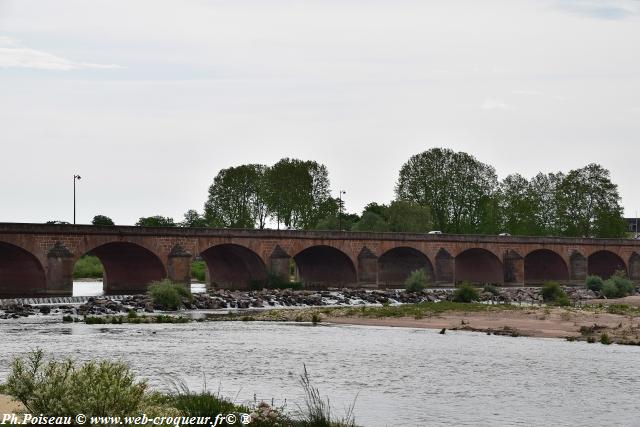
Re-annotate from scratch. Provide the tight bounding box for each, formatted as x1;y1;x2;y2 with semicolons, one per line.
72;281;206;297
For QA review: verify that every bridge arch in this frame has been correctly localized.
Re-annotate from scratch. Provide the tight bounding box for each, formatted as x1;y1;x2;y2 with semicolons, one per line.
0;241;47;297
293;245;356;287
588;250;627;279
77;242;166;295
524;249;569;284
200;244;267;290
455;248;503;284
378;246;434;287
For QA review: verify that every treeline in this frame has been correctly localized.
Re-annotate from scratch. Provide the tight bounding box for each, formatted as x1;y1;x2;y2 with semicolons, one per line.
98;148;626;238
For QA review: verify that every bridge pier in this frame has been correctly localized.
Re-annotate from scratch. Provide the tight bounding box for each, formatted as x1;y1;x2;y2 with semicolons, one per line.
570;251;587;284
357;247;378;286
167;245;192;289
503;250;524;286
46;241;74;297
435;249;454;285
269;245;291;282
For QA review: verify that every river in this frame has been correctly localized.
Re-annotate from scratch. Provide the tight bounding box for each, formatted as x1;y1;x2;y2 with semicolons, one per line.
2;309;640;426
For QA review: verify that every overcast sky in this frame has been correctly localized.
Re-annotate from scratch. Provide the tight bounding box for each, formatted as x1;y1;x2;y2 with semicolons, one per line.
1;0;639;225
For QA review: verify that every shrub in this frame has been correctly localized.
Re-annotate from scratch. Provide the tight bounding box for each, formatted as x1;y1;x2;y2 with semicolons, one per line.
405;269;429;292
541;281;563;302
148;279;192;310
4;350;147;417
453;283;480;303
600;333;612;345
586;275;604;293
607;271;634;298
554;293;571;307
483;284;499;296
601;280;620;298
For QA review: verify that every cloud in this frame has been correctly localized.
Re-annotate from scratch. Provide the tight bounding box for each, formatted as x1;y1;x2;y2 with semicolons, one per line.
481;97;512;111
0;36;123;70
555;0;640;20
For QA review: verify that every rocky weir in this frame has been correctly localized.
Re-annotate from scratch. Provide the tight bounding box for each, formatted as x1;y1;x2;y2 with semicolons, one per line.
0;286;604;319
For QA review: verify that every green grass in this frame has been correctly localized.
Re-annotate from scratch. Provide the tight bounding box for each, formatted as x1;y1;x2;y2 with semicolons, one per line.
339;301;521;319
73;255;104;279
191;260;207;282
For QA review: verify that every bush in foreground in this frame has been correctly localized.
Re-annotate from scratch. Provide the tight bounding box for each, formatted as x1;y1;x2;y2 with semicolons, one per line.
4;350;147;417
404;269;429;292
148;279;192;310
452;283;480;303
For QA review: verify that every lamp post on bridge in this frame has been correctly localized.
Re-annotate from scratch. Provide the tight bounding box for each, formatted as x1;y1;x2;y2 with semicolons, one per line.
338;190;346;230
73;174;81;225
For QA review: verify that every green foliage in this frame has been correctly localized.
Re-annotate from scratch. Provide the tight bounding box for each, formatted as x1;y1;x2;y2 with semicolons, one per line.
555;164;626;238
191;259;207;282
600;333;612;345
73;255;104;279
91;215;114;226
541;281;565;303
314;212;360;231
263;158;333;230
483;284;500;296
404;269;429;292
148;279;192;310
601;281;620;298
203;164;269;229
135;216;176;227
297;365;357;427
586;275;604;293
395;148;498;233
180;209;208;227
250;273;303;290
351;211;389;232
4;350;147;417
554;293;571;307
452;282;480;303
601;271;634;298
385;200;433;232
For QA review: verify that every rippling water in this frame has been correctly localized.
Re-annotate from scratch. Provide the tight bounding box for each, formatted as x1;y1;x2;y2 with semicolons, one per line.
1;316;639;427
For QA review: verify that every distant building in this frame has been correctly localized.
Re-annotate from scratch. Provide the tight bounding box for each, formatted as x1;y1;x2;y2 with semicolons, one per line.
626;218;639;234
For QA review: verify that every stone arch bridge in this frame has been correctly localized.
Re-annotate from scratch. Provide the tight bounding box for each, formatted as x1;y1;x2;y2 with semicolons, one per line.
1;223;639;297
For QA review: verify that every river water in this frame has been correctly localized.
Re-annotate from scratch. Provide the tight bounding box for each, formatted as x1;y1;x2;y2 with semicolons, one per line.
2;313;640;426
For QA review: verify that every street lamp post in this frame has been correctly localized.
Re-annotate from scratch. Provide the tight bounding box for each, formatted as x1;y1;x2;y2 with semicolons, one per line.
73;174;81;225
338;190;346;230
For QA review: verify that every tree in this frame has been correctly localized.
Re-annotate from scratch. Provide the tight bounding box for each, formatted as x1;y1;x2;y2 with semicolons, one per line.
498;174;537;235
554;164;626;238
351;211;389;232
264;158;332;229
395;148;498;233
203;164;268;229
529;172;564;235
135;216;176;227
179;209;207;228
91;215;114;226
386;200;433;232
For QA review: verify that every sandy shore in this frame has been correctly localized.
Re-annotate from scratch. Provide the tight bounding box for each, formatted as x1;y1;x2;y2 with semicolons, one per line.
325;307;640;342
0;394;23;415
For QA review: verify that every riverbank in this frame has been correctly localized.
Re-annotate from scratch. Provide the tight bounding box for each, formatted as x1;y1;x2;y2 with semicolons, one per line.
224;302;640;344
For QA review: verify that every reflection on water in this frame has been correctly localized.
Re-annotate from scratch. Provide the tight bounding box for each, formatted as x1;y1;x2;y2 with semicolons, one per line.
72;281;206;297
1;318;639;427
